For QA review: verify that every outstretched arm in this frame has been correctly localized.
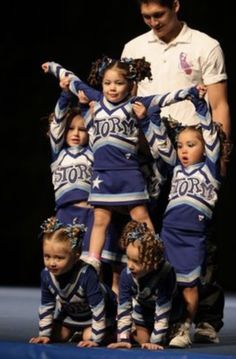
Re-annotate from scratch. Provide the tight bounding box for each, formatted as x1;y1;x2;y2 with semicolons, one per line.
133;101;176;165
42;61;74;80
148;86;200;109
42;61;101;102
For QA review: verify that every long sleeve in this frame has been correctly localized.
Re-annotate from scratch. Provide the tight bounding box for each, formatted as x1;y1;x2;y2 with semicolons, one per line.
82;267;109;344
49;90;75;160
38;265;113;344
38;269;56;337
138;87;201;161
46;61;101;102
137;87;197;111
150;267;176;344
188;88;221;172
141;107;176;166
69;77;101;102
117;268;134;343
47;61;74;80
164;88;221;229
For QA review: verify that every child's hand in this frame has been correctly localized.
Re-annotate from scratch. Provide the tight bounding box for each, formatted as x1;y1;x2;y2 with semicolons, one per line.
59;75;71;91
78;90;90;104
107;341;132;349
132;101;147;120
187;84;207;104
41;62;49;73
141;342;164;350
77;340;99;347
89;100;96;115
29;336;51;344
196;84;207;98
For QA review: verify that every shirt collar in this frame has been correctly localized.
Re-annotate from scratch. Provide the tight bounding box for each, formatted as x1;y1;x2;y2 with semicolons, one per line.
148;22;192;46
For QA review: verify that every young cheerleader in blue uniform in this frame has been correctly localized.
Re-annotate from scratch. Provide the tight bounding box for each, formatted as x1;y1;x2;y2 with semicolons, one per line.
42;58;197;273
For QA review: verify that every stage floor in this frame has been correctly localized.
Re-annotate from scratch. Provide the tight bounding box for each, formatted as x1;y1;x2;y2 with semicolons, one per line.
0;287;236;358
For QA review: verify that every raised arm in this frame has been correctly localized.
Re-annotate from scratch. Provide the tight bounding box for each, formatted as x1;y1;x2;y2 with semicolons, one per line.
42;61;101;102
49;90;75;159
187;86;221;166
144;110;176;166
133;101;176;165
42;61;74;80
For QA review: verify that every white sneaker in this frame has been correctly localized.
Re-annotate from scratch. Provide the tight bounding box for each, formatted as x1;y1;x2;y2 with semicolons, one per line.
169;322;192;348
80;254;101;273
194;322;219;344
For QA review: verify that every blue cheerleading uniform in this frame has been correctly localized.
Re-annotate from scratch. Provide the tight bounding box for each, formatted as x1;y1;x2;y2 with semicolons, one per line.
159;88;222;286
38;262;117;344
117;262;176;344
139;104;176;201
46;61;193;207
48;90;124;263
50;91;93;207
49;90;94;251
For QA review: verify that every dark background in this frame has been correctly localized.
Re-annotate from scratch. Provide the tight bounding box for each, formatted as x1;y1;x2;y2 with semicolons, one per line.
1;1;235;290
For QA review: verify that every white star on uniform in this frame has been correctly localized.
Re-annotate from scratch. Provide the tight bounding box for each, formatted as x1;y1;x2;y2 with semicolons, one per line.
92;176;103;189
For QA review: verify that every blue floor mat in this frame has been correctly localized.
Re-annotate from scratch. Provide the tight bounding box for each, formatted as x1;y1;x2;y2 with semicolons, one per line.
0;342;236;359
1;288;236;358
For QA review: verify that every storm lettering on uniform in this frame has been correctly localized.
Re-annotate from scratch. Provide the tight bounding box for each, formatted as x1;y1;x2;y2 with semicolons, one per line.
94;116;136;137
170;177;215;200
53;164;92;185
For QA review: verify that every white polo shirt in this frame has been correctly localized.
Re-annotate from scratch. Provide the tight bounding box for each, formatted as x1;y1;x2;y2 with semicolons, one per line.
121;23;227;125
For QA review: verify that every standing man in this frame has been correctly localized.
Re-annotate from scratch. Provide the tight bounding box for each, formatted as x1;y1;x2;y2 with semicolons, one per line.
121;0;232;348
122;0;231;144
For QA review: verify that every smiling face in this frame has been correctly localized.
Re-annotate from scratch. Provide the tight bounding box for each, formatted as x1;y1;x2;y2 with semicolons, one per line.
177;128;205;167
43;238;78;276
102;68;132;103
66;115;88;147
140;0;181;43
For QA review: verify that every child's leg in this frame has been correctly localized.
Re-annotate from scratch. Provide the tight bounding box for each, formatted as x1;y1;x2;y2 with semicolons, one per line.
182;285;199;323
130;204;155;232
169;286;198;348
87;207;112;269
111;263;125;296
